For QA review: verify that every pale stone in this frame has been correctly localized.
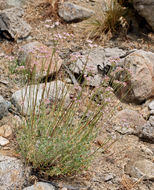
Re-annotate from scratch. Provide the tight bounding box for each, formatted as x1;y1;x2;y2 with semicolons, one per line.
58;2;94;22
11;80;70;115
0;136;9;146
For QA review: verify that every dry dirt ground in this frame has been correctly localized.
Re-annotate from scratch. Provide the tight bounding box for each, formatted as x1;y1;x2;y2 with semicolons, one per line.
0;0;154;190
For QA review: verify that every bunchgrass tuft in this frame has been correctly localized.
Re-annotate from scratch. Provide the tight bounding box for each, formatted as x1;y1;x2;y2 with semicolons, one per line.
84;0;127;41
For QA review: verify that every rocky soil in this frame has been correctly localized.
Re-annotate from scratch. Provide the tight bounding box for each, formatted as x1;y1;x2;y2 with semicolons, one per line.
0;0;154;190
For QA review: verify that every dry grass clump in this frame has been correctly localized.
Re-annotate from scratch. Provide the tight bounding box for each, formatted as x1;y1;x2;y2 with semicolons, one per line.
84;0;128;41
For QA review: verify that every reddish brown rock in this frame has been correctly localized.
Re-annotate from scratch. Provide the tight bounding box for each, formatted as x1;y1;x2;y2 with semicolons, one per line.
117;50;154;103
18;42;62;79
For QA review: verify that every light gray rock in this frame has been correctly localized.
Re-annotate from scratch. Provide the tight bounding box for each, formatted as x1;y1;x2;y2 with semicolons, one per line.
140;144;153;156
0;7;31;40
103;173;114;182
125;159;154;181
70;47;125;74
133;0;154;31
24;182;55;190
69;47;125;86
149;100;154;110
0;154;29;189
116;50;154;103
138;116;154;142
104;47;125;59
58;2;94;22
11;81;70;115
115;126;135;135
7;0;25;7
150;110;154;115
0;0;26;10
0;96;11;120
0;136;9;146
149;115;154;127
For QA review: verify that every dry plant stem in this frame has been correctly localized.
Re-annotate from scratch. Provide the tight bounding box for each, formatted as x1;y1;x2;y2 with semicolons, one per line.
40;48;56;104
49;101;74;138
62;63;78;85
121;175;144;190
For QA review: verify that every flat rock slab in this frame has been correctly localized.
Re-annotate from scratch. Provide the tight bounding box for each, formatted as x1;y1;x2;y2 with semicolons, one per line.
11;80;70;115
125;159;154;181
0;7;31;40
115;109;146;128
58;2;94;22
69;47;125;75
69;47;125;86
24;182;55;190
0;154;29;189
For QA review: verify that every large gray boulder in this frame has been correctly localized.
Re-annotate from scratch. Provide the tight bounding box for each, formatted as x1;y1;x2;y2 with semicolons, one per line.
58;2;94;22
11;81;70;115
0;154;30;190
133;0;154;31
0;7;31;40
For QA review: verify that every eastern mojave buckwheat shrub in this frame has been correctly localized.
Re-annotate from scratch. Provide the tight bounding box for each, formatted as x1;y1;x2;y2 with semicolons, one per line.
16;82;107;176
17;92;104;176
15;37;129;177
15;45;109;177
